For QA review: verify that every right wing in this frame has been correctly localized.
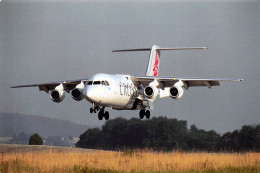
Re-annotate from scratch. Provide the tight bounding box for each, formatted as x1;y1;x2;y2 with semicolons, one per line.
11;79;88;93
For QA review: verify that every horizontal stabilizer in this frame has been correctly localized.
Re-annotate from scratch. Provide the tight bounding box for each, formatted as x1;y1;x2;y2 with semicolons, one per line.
112;47;207;52
112;48;151;52
157;47;207;50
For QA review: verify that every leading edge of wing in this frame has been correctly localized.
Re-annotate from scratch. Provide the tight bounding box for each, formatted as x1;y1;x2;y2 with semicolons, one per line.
11;79;88;88
130;76;244;82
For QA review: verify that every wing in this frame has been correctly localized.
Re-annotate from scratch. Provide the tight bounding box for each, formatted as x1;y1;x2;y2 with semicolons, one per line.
130;76;243;89
11;79;88;92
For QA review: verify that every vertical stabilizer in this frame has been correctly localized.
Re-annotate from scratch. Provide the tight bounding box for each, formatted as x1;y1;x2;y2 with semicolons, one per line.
145;45;160;76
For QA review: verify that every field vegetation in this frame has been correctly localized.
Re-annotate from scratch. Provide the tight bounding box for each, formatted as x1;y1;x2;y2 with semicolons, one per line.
0;145;259;173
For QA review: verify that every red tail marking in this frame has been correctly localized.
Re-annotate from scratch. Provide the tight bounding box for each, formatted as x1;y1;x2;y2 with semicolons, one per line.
153;51;159;76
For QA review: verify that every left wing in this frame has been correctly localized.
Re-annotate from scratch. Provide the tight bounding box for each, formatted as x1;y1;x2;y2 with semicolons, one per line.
11;79;88;93
130;76;243;89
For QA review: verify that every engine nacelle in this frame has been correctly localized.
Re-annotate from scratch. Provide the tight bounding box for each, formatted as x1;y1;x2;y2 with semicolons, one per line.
50;89;65;103
144;86;158;99
71;88;84;101
169;86;184;99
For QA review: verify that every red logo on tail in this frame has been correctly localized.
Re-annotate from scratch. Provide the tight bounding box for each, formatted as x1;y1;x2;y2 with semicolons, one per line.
153;52;159;76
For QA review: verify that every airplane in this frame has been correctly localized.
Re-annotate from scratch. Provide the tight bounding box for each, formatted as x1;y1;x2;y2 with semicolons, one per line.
11;45;243;120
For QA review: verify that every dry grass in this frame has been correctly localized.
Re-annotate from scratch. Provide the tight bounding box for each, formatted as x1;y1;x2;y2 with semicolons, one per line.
0;145;259;173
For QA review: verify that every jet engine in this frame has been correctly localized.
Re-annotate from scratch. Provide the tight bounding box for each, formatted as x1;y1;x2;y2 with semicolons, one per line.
50;89;65;103
71;81;85;101
144;86;158;99
71;88;84;101
169;86;184;99
49;84;65;103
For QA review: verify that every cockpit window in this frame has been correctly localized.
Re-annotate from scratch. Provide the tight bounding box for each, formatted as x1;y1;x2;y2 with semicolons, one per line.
88;80;109;86
93;81;101;85
104;81;110;86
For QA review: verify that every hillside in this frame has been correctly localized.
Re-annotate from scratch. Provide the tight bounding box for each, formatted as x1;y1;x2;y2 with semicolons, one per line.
0;112;91;138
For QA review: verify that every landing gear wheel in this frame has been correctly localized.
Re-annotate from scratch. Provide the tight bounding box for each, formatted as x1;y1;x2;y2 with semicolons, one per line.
139;109;145;119
104;111;109;120
90;108;94;113
145;110;150;119
94;109;97;113
98;111;103;120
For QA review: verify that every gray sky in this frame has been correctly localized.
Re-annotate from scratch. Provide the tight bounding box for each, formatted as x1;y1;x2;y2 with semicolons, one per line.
0;0;259;133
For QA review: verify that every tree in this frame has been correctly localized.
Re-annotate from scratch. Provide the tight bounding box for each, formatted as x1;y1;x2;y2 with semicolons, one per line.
29;133;43;145
76;116;259;152
76;128;102;149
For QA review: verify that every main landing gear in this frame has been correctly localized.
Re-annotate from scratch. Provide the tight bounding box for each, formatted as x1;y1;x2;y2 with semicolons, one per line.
139;109;150;119
90;106;109;120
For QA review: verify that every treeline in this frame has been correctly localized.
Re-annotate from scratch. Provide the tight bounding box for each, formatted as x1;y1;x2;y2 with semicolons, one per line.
76;117;260;152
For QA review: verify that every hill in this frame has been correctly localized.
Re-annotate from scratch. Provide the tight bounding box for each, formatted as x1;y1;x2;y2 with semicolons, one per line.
0;112;91;138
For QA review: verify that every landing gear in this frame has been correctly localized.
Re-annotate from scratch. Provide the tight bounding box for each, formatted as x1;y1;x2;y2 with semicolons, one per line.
145;110;150;119
139;109;150;119
104;111;109;120
98;111;103;120
90;106;100;114
139;109;145;119
92;106;109;120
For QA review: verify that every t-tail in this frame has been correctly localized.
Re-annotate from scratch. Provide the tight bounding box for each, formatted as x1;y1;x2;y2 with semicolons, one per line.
112;45;207;77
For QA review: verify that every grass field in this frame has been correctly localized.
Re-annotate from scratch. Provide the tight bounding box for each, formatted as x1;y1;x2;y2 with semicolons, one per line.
0;144;259;173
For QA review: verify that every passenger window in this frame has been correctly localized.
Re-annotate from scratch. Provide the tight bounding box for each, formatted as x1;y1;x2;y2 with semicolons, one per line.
93;81;101;85
87;81;93;85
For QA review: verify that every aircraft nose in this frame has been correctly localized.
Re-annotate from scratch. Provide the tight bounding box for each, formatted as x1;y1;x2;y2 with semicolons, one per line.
86;87;95;102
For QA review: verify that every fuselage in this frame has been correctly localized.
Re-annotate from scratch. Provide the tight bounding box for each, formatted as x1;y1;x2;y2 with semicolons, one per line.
84;73;139;110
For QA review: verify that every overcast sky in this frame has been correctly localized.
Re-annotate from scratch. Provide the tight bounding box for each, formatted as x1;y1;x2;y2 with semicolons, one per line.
0;0;259;133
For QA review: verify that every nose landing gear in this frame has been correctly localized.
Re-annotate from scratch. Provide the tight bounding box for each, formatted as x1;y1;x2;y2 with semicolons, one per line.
139;109;150;119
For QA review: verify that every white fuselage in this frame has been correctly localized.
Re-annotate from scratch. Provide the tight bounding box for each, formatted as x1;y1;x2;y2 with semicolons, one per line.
84;73;140;110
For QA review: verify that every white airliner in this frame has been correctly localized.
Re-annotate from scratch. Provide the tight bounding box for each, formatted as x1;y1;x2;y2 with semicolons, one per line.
11;45;243;120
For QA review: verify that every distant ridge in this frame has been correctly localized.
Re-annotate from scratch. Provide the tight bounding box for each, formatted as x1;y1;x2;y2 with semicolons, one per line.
0;112;92;137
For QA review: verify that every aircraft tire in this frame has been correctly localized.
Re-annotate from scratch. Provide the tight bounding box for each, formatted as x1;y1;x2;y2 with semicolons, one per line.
98;111;103;120
139;109;145;119
104;111;109;120
145;110;150;119
94;107;98;113
90;108;94;113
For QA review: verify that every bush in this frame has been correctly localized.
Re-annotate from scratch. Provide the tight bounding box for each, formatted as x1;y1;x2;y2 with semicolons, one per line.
29;133;43;145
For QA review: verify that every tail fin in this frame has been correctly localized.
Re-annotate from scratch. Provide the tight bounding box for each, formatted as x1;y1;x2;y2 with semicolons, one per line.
112;45;207;77
146;45;160;76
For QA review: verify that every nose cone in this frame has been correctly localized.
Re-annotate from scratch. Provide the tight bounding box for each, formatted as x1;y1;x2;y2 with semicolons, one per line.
85;87;95;102
85;86;101;103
